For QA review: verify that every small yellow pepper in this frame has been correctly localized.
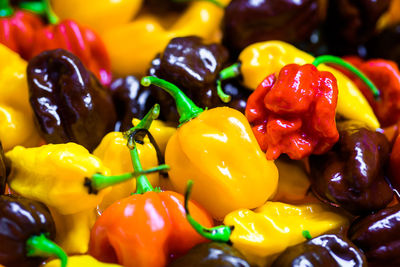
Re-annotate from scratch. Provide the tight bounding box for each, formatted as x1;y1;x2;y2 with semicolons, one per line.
44;255;122;267
0;44;41;151
141;77;278;220
102;0;230;77
233;40;379;129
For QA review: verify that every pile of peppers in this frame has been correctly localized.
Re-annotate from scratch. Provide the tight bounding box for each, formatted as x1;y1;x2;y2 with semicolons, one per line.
1;0;400;266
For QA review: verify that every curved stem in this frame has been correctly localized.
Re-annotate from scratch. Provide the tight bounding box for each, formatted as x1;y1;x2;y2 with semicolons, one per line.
0;0;13;17
312;55;380;100
185;180;232;242
130;141;154;194
302;230;312;240
216;80;232;103
141;77;203;126
172;0;225;8
123;104;160;139
26;233;67;267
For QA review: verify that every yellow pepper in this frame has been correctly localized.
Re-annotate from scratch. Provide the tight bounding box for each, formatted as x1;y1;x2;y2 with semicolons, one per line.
232;40;379;129
51;0;143;34
377;0;400;30
44;255;122;267
0;44;41;151
102;0;230;77
141;77;278;220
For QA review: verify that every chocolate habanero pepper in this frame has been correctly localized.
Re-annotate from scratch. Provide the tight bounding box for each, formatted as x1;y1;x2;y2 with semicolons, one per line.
245;63;339;160
184;181;348;267
390;132;400;191
89;128;213;267
141;76;278;220
218;41;380;129
0;43;41;151
23;0;112;85
0;0;43;59
348;204;400;265
309;120;393;215
271;234;367;267
27;49;116;152
0;194;67;267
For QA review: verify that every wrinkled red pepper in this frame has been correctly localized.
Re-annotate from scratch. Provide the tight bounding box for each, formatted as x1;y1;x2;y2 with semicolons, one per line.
0;1;43;59
245;64;339;160
341;56;400;127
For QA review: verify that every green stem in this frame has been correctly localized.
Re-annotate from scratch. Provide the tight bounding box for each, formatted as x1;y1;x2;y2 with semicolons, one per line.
141;77;204;126
26;233;67;267
21;0;59;23
215;62;241;103
130;142;154;194
216;80;231;103
184;180;232;242
123;104;160;140
302;230;312;240
0;0;13;17
312;55;380;100
172;0;225;8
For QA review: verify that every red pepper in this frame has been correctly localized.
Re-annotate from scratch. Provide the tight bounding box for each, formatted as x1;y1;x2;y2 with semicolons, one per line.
0;0;43;59
340;56;400;127
89;106;213;267
245;63;339;160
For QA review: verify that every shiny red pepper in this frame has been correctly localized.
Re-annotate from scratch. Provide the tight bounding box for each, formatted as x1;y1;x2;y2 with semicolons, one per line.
0;0;43;59
245;63;339;160
341;56;400;127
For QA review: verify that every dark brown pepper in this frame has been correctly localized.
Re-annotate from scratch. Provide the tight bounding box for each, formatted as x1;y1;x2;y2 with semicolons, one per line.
27;49;116;151
309;120;393;215
348;204;400;265
0;194;56;267
271;234;367;267
168;242;252;267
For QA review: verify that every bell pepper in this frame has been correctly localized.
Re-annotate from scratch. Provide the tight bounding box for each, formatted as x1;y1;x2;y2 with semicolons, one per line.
141;76;278;219
101;0;230;77
218;40;380;129
0;194;67;267
245;63;339;160
0;43;41;151
184;181;348;267
339;56;400;127
50;0;143;34
89;126;213;267
0;0;43;59
22;0;112;85
44;255;122;267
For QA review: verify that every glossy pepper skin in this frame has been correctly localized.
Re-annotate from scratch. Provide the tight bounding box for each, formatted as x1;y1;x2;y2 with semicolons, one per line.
169;242;252;267
309;120;393;215
340;56;400;127
0;43;41;151
348;204;400;265
147;36;251;122
0;9;43;59
89;192;213;267
223;0;323;55
238;41;379;129
246;64;339;160
44;255;122;267
224;202;348;266
0;194;55;267
271;234;367;267
27;49;116;152
102;0;230;77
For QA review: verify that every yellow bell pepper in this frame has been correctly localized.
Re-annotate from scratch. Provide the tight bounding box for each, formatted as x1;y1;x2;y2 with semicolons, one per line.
51;0;143;34
44;255;122;267
0;44;41;151
237;40;379;129
141;77;278;220
102;0;230;77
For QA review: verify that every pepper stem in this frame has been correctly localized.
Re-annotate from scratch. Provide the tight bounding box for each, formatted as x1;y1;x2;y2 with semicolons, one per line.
172;0;225;8
130;141;155;194
141;77;204;126
123;104;160;139
0;0;13;17
302;230;312;240
20;0;58;23
312;55;380;100
184;180;232;242
26;233;67;267
215;62;241;103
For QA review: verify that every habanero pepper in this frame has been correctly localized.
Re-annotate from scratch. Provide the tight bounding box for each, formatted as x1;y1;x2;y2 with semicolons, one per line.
184;181;348;267
218;40;380;129
101;0;230;77
0;0;43;59
0;43;41;151
141;76;278;220
23;0;112;85
44;255;122;267
89;127;213;267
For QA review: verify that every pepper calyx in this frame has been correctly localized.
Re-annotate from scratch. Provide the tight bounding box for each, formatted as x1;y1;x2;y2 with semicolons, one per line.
26;233;67;267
